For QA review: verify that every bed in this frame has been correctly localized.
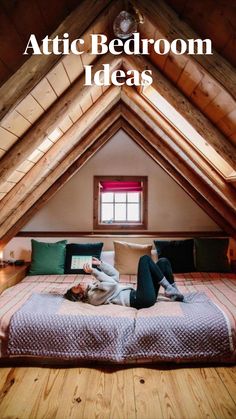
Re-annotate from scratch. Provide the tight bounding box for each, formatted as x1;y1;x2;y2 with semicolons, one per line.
0;271;235;365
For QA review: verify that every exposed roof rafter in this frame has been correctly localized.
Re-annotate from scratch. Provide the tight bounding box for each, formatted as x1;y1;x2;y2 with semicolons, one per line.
122;55;236;170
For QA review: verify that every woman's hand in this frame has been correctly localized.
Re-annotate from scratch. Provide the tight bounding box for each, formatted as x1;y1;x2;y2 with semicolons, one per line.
83;263;93;274
92;257;101;266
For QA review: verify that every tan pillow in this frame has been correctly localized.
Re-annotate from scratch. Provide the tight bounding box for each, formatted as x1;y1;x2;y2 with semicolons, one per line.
114;241;153;274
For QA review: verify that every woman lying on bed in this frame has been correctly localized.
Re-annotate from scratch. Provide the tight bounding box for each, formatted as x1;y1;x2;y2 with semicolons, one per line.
64;255;184;309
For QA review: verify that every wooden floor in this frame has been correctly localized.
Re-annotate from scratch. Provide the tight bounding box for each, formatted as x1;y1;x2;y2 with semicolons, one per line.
0;365;235;419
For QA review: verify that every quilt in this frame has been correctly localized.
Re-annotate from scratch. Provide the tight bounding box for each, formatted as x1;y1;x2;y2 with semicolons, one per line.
0;272;235;364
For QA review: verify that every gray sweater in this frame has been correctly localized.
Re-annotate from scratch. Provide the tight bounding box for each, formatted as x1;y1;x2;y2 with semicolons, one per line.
86;262;134;307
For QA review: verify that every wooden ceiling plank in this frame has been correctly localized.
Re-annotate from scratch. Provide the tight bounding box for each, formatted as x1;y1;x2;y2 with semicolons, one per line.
7;170;25;184
69;104;83;124
177;60;204;97
120;107;236;232
0;88;120;225
0;127;18;151
16;95;44;124
58;116;73;133
120;94;236;213
203;91;236;124
91;86;104;103
46;62;71;97
62;54;84;84
0;110;30;137
149;43;169;71
217;110;236;138
123;55;236;169
136;0;236;99
163;52;188;85
0;116;122;244
47;128;63;143
0;181;14;194
80;95;93;114
27;149;44;164
121;119;234;236
0;54;122;183
0;0;114;121
37;138;54;153
17;160;34;174
31;78;58;111
190;74;222;110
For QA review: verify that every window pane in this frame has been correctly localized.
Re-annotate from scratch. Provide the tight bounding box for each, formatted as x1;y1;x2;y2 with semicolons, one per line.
114;204;126;221
127;192;140;202
127;204;140;221
101;192;113;202
115;193;126;202
101;203;113;222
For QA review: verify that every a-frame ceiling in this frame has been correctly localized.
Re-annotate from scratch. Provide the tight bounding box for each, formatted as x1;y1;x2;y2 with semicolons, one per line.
0;0;236;249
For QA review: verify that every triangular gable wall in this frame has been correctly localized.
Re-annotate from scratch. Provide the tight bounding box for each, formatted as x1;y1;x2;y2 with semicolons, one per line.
21;129;219;233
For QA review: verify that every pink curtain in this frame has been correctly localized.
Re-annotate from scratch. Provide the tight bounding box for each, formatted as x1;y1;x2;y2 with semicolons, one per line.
100;181;142;192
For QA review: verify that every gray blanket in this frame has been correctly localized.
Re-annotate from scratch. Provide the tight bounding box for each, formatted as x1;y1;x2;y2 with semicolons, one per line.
7;292;233;363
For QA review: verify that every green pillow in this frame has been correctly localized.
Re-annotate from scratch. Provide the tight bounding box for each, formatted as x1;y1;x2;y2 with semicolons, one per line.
29;239;67;275
194;238;230;272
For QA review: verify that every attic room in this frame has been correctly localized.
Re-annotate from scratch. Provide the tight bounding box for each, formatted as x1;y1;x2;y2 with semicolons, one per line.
0;0;235;418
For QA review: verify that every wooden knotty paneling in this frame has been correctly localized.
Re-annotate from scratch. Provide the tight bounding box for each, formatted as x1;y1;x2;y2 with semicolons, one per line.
1;0;47;45
166;0;236;67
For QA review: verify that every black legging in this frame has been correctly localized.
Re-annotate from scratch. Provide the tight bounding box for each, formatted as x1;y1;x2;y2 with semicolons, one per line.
130;255;174;309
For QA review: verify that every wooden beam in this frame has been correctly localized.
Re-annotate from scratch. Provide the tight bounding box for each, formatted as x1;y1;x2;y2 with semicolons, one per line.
136;0;236;99
0;0;115;120
121;119;235;237
0;120;122;247
121;85;236;211
16;231;228;238
0;92;121;224
120;106;236;232
122;55;236;170
0;54;122;184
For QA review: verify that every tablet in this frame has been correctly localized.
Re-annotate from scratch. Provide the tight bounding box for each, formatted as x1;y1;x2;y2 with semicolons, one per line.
70;255;92;270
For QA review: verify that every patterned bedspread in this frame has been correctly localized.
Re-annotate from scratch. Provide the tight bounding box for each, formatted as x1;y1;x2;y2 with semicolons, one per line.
0;272;235;364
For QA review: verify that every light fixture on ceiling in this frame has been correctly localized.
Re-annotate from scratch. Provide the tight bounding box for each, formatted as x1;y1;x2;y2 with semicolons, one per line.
113;4;144;39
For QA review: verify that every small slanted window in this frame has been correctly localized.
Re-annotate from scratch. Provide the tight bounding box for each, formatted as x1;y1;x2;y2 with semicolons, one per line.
94;176;147;230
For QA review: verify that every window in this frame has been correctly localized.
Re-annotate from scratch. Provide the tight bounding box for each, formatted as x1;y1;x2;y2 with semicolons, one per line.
94;176;148;230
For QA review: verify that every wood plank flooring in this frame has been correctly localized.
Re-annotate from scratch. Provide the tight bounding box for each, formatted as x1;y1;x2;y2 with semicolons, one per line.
0;365;235;419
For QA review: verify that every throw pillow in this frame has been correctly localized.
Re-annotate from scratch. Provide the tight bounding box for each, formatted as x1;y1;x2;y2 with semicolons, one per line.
194;238;230;272
154;239;195;273
29;239;67;275
65;242;104;274
114;241;152;274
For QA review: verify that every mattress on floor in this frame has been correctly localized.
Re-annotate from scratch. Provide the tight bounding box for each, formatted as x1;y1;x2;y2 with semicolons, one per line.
0;272;235;364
